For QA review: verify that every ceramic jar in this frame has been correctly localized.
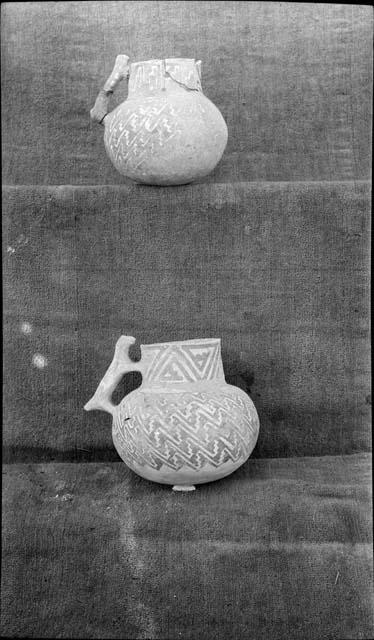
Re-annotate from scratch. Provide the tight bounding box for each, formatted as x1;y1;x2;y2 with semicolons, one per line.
84;336;259;491
90;56;228;185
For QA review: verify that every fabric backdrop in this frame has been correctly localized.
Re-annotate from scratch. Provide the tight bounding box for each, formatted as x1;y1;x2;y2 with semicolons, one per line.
2;454;372;639
2;3;372;640
2;1;372;461
3;181;371;460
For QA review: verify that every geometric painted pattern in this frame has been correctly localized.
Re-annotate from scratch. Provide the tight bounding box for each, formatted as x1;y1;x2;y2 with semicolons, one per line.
105;60;205;176
141;341;224;384
106;100;183;175
130;59;202;93
113;386;259;472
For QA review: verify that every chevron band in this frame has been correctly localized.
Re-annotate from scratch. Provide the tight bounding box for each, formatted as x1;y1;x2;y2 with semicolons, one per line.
141;341;225;385
113;387;259;473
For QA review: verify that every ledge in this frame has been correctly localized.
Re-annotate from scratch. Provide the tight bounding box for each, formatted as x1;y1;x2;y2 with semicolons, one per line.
2;454;373;639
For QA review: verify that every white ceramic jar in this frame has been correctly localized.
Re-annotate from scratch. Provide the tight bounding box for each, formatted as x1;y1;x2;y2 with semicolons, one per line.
90;56;228;185
84;336;259;490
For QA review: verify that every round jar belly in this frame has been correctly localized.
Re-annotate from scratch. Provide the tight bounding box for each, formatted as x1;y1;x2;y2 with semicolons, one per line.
104;92;228;185
90;56;228;185
112;385;259;489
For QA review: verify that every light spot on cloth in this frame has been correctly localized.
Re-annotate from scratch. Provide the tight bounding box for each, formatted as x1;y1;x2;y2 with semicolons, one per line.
32;353;48;369
20;322;33;335
7;234;29;255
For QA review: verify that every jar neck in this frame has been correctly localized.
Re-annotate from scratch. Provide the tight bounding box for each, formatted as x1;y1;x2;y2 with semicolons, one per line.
128;58;202;96
140;340;224;385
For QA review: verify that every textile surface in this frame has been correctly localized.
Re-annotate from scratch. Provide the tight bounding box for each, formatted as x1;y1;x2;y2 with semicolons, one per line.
3;182;371;460
1;2;372;639
2;454;373;639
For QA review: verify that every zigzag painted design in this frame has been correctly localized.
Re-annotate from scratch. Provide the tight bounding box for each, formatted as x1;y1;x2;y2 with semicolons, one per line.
142;342;224;384
107;101;182;173
113;389;259;472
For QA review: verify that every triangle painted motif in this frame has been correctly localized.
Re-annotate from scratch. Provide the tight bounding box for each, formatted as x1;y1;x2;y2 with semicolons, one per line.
183;344;218;377
157;354;195;382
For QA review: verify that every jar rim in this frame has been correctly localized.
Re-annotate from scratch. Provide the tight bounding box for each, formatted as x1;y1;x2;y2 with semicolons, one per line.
130;58;196;67
141;337;221;348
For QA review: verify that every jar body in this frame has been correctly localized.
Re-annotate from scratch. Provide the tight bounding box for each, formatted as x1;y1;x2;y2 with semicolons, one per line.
85;337;259;490
103;59;228;185
112;382;259;487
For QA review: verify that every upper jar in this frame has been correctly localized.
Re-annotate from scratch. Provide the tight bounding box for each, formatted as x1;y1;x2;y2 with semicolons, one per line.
90;55;228;185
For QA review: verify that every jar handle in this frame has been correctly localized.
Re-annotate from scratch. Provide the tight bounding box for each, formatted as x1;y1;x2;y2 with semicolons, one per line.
196;60;202;81
90;54;130;125
84;335;142;416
